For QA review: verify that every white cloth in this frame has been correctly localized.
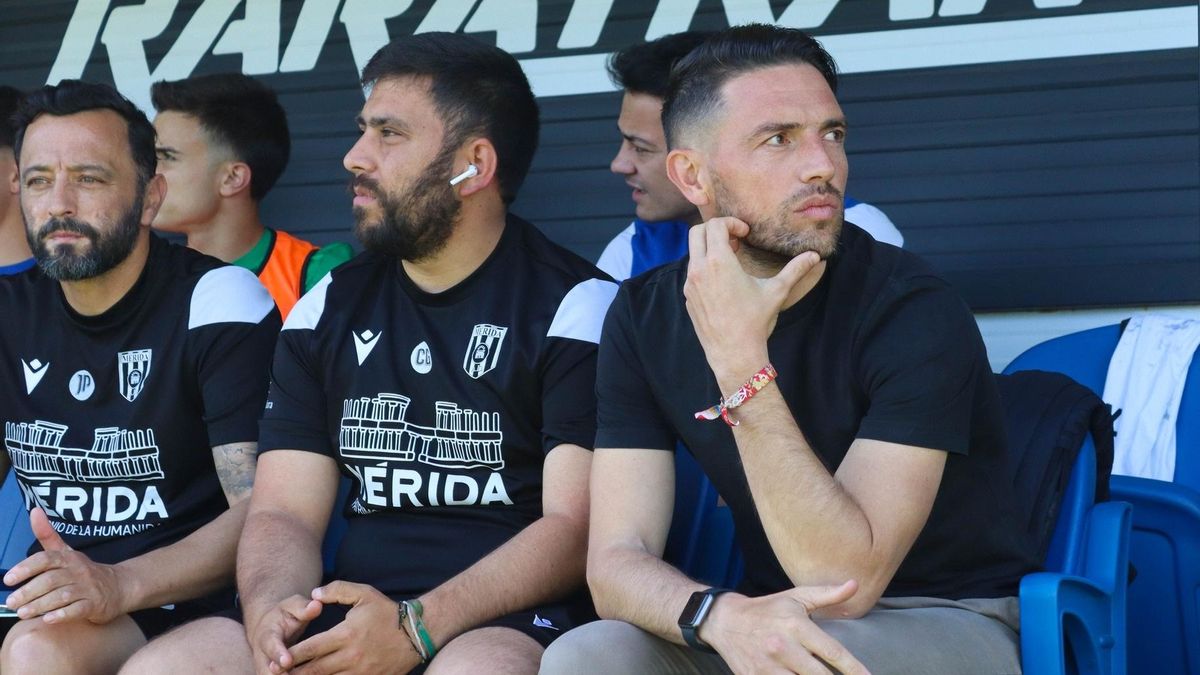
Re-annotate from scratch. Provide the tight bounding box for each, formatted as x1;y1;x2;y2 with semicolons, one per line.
845;201;905;247
596;223;635;280
1103;314;1200;481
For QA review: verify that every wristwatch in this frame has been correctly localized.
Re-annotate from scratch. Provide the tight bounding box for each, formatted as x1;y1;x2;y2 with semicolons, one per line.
678;587;731;652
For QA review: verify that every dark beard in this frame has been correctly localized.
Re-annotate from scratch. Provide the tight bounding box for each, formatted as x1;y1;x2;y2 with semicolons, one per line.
352;144;462;262
711;174;843;262
27;196;144;281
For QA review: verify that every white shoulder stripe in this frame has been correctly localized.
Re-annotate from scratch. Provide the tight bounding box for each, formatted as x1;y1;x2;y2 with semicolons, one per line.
283;272;332;331
189;266;276;329
546;278;619;344
596;223;635;281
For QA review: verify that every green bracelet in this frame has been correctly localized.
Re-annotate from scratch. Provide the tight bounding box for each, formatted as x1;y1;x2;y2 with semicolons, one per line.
402;599;438;661
397;601;428;662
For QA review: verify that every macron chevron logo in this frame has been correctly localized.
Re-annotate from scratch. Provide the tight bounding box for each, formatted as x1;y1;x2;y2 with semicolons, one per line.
21;358;48;395
532;614;559;631
353;329;382;366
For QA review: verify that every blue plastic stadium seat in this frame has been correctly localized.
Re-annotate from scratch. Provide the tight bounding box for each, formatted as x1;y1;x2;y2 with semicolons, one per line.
0;471;32;571
1021;434;1131;675
0;470;34;607
663;444;743;588
1005;321;1200;675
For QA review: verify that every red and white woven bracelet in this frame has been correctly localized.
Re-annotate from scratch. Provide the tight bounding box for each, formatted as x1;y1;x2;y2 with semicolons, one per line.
694;363;778;427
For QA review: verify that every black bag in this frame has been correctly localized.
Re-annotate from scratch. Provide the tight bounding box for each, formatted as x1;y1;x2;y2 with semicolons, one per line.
995;370;1115;563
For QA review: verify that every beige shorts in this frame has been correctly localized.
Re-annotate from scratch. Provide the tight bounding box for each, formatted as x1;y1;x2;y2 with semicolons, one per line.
540;595;1021;675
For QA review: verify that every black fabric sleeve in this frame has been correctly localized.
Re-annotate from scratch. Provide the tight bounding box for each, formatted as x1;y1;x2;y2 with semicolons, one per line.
190;310;282;447
855;278;988;455
594;286;676;451
540;337;600;453
258;327;335;456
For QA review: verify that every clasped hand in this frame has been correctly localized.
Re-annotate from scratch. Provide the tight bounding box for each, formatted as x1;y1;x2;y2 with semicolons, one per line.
253;581;420;675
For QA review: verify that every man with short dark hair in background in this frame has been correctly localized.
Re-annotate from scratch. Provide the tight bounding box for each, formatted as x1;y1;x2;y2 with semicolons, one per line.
123;32;615;675
543;25;1035;674
151;73;353;319
0;80;279;674
598;31;903;283
0;86;33;275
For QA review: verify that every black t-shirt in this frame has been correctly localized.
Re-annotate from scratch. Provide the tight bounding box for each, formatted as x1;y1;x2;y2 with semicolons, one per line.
0;235;280;565
259;216;617;598
597;223;1040;600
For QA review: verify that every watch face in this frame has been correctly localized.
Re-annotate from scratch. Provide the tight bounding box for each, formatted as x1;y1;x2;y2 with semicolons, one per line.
680;591;714;627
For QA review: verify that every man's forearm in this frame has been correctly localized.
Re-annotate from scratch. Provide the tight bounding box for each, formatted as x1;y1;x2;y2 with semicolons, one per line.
237;507;325;629
589;543;706;644
707;347;872;580
725;387;876;591
418;512;587;648
112;498;250;613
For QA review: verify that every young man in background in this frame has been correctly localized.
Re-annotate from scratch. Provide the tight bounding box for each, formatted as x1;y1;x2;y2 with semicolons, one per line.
151;73;352;319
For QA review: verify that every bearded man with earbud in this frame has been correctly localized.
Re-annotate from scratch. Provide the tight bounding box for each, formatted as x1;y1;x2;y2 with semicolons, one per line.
124;32;616;675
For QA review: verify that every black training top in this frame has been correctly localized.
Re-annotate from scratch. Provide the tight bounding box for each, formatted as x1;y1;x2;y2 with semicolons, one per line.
0;235;280;564
596;223;1040;600
259;215;617;598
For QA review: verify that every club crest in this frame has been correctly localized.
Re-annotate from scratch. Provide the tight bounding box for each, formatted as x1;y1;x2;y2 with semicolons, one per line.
118;349;152;402
463;324;508;379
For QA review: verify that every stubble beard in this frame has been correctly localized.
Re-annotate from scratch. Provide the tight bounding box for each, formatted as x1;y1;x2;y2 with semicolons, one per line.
352;143;463;263
710;171;844;264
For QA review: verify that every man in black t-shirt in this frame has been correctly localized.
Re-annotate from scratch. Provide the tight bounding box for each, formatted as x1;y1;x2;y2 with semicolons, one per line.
542;26;1039;675
125;33;616;675
0;81;279;673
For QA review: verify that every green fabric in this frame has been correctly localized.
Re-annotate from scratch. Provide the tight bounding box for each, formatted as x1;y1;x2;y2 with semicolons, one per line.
231;228;273;274
302;241;355;293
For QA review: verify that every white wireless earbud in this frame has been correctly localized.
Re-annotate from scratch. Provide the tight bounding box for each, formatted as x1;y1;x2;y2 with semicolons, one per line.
449;164;479;186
